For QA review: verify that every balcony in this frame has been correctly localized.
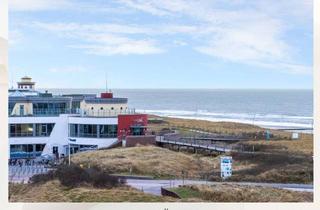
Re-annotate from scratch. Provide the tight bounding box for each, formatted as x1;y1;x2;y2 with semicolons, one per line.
9;108;136;117
9;108;78;117
79;109;136;117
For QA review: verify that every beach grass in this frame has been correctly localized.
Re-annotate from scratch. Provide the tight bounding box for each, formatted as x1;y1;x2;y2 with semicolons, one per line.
9;180;175;202
170;184;313;202
71;145;216;179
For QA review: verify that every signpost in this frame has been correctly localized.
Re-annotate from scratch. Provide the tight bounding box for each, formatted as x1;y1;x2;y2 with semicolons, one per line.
292;132;299;140
266;130;270;141
220;156;232;179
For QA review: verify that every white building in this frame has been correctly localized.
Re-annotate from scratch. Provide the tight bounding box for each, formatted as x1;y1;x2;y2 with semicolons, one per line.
8;77;144;159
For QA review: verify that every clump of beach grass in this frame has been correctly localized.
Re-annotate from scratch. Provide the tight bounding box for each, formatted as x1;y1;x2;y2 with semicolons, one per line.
171;184;313;202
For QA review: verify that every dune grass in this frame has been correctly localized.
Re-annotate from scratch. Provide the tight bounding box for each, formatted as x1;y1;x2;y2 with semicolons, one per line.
171;184;313;202
9;180;175;202
71;144;312;184
71;145;216;179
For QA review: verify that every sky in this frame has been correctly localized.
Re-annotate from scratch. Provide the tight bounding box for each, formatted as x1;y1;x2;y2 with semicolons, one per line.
9;0;313;89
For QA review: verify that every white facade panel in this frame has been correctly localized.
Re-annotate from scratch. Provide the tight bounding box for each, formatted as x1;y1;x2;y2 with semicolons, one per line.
9;114;119;158
10;137;49;145
69;137;118;149
68;116;118;125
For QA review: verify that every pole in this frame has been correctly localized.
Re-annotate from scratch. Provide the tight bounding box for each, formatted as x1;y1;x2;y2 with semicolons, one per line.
68;142;71;166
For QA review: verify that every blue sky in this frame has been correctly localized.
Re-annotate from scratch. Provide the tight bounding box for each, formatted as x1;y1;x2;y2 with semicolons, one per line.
9;0;313;89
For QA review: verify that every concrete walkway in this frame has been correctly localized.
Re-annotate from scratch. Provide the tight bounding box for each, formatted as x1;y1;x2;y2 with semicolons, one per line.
126;178;314;196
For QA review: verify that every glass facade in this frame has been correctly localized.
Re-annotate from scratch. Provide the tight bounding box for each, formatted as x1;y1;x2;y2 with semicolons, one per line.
79;124;97;138
33;102;68;115
9;124;33;137
69;124;118;138
100;125;118;138
10;144;45;159
35;123;55;137
9;123;55;137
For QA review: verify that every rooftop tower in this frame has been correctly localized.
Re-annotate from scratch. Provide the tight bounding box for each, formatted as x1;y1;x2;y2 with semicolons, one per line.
17;76;35;90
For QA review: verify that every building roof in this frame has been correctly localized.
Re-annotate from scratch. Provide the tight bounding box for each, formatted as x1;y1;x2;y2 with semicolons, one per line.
9;95;73;103
84;98;128;104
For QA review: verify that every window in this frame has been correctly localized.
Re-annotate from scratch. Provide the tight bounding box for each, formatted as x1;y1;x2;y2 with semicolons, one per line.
35;123;55;136
10;144;45;159
70;124;117;138
100;107;103;110
130;126;145;136
99;125;118;138
79;124;97;138
36;144;45;152
91;107;94;110
111;107;114;110
69;124;78;137
9;123;54;137
33;102;67;115
9;124;33;137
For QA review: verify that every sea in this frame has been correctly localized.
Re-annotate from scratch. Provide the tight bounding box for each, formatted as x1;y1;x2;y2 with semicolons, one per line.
43;89;313;132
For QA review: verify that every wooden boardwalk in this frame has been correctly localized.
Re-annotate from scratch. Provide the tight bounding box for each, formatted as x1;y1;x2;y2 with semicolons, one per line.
156;136;232;153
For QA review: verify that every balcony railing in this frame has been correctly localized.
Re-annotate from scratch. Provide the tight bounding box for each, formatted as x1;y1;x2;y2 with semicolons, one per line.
9;108;136;117
79;109;136;117
69;133;118;138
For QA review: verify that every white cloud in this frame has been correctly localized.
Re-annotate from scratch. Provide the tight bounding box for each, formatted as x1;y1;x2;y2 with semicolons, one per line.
70;40;164;56
9;0;72;11
31;22;165;55
116;0;312;74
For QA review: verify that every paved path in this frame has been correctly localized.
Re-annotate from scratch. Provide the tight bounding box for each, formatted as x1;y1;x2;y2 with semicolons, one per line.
126;179;314;196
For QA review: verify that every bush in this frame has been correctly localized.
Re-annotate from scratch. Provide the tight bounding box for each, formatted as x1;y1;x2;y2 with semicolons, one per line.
55;164;90;187
29;170;56;184
29;164;126;188
85;166;126;188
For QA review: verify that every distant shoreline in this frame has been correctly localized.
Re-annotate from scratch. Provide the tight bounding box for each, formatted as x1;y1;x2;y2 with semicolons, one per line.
148;115;313;134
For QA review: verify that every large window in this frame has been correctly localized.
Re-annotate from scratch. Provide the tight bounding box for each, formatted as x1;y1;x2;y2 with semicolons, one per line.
35;123;54;136
69;124;118;138
10;144;45;159
79;124;97;138
100;125;118;138
9;124;33;137
33;102;68;115
9;123;55;137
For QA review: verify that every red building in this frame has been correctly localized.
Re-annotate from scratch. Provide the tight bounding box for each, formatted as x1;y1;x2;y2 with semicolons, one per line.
117;114;148;140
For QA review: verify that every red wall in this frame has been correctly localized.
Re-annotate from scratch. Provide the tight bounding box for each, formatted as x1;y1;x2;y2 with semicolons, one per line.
118;114;148;139
101;92;113;98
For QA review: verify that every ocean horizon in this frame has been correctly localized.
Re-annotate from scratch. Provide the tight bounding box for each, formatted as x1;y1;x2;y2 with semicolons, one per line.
40;88;313;132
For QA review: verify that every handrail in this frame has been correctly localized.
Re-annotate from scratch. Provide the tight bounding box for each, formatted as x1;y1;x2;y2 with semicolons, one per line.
9;108;137;117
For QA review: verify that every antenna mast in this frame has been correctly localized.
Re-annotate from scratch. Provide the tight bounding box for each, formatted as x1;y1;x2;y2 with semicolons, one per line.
105;72;108;92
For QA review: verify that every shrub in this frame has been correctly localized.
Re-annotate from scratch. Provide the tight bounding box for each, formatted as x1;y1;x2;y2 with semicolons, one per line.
55;164;90;187
29;164;126;188
29;170;56;184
